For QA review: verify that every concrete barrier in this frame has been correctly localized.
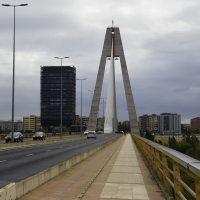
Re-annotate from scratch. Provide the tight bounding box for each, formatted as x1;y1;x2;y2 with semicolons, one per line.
0;183;16;200
0;135;121;200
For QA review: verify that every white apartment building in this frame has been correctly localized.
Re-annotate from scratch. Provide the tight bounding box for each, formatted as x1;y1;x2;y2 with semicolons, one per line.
160;113;181;134
0;120;23;131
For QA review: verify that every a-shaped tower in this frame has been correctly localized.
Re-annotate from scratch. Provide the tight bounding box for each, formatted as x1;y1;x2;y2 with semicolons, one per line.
87;27;139;135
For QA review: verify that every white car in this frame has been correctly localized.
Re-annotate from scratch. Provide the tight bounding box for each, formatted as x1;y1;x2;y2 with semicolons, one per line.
84;130;89;135
87;131;96;139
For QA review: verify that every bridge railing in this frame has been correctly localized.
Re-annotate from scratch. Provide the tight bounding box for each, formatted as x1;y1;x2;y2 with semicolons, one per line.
131;133;200;200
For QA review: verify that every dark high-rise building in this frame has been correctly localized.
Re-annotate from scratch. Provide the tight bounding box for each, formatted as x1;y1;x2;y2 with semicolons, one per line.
40;66;76;129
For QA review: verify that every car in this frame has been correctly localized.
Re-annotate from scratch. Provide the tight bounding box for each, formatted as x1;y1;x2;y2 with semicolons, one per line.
84;130;89;135
87;131;96;139
5;132;24;143
33;132;46;140
115;131;124;134
97;131;103;134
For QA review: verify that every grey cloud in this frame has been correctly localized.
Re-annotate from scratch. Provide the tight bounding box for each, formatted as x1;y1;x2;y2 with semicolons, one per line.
174;87;190;93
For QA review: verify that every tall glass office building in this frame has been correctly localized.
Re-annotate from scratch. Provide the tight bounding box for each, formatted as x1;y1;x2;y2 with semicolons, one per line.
40;66;76;129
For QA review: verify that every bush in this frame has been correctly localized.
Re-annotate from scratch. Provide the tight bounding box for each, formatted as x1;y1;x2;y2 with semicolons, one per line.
168;136;179;151
145;130;154;141
154;139;163;145
178;141;191;154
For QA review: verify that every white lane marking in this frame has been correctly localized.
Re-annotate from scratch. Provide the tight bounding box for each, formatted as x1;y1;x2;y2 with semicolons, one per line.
59;147;63;149
46;150;51;151
26;154;33;157
0;160;7;163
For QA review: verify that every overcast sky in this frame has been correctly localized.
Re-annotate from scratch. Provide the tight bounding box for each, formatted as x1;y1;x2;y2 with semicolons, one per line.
1;0;200;124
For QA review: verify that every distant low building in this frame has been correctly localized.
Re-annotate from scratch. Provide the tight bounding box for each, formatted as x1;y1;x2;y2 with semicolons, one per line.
181;123;191;131
73;115;104;131
0;120;23;132
23;115;42;133
190;117;200;130
81;116;89;126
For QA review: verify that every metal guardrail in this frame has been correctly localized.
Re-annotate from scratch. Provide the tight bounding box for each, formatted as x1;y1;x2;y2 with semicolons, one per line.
131;134;200;200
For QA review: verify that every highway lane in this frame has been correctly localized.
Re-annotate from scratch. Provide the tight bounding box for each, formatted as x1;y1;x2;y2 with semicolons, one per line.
0;134;120;188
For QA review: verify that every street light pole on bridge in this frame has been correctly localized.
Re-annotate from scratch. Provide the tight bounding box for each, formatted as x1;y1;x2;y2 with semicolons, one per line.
76;78;86;137
2;3;28;142
54;57;69;139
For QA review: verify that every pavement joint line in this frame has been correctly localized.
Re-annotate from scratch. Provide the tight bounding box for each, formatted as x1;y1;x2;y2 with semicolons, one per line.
26;154;33;157
74;136;124;200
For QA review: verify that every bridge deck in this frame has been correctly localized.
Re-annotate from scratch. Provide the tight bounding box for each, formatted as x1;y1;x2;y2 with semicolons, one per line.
19;134;166;200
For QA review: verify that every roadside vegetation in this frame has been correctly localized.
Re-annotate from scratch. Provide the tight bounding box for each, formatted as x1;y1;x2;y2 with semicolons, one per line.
118;121;130;133
143;129;200;160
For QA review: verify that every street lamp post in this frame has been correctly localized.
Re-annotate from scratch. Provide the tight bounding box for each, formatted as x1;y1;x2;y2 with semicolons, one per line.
54;57;69;139
2;3;28;143
76;78;86;137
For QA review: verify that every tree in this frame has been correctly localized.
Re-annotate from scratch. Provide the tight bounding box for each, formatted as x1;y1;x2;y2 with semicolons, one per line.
118;121;130;133
145;130;154;141
182;130;199;150
168;136;179;151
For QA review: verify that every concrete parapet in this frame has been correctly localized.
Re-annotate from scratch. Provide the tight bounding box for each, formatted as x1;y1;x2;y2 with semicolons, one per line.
0;135;120;200
0;183;16;200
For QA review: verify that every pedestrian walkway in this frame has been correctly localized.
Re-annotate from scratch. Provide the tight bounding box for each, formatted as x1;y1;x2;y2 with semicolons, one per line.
100;135;150;199
19;134;166;200
82;134;165;200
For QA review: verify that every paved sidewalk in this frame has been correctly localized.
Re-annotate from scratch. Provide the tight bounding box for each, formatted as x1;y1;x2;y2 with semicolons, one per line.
82;134;165;200
19;134;165;200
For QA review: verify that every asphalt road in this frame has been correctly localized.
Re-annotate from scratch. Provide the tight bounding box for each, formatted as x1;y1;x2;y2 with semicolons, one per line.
0;134;120;188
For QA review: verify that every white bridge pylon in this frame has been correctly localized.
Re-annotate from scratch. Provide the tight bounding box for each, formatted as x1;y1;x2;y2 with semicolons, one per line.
87;27;139;135
104;33;117;133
